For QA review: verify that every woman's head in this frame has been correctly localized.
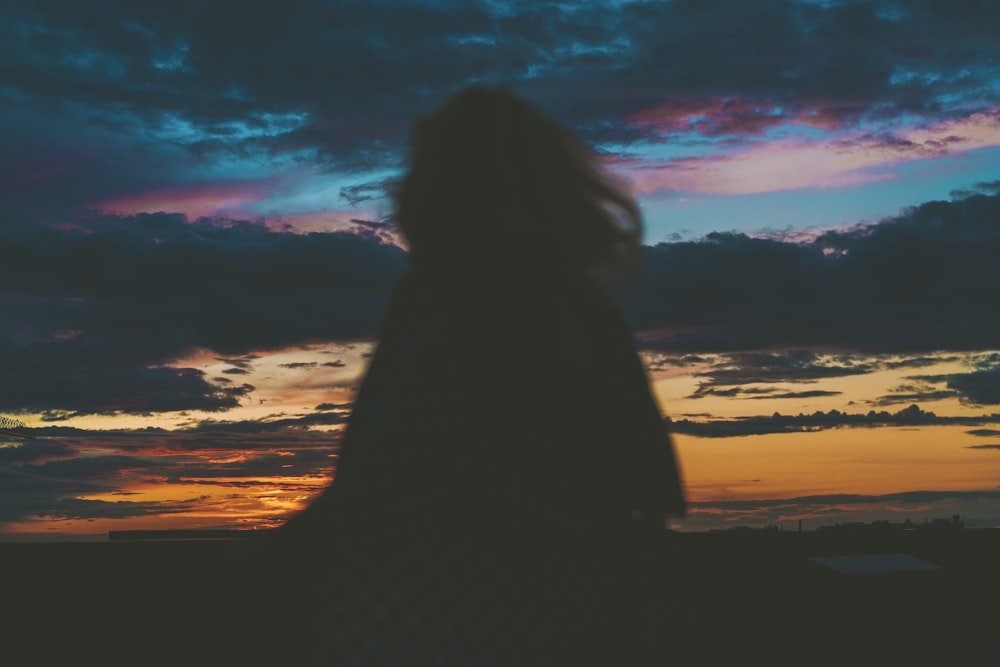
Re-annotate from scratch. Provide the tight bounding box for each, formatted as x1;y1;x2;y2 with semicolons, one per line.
394;86;642;276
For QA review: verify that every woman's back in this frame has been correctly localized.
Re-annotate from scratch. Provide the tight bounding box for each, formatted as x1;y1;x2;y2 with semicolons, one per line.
285;264;682;539
259;85;685;666
275;265;682;665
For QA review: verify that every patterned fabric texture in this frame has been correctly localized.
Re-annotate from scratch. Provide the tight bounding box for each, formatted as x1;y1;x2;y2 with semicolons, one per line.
252;267;686;666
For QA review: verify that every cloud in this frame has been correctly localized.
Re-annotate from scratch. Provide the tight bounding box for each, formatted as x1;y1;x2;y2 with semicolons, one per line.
872;354;1000;406
0;440;77;466
624;110;1000;196
340;178;399;208
0;489;209;525
686;351;874;396
189;410;351;434
870;388;958;407
95;179;278;220
883;355;963;369
625;192;1000;353
0;213;406;414
975;180;1000;194
686;385;842;400
3;189;998;417
745;390;842;400
4;0;1000;215
942;368;1000;405
669;404;1000;438
1;365;254;417
0;414;345;524
966;429;1000;438
908;364;1000;406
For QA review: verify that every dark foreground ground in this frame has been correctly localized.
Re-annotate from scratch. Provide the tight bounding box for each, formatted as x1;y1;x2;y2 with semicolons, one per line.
5;528;999;666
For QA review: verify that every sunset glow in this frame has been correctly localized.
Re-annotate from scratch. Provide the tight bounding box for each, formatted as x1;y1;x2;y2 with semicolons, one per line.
3;0;1000;540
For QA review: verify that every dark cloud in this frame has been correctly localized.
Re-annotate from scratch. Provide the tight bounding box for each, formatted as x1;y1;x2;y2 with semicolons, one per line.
3;190;998;415
3;0;1000;206
625;193;1000;353
189;410;350;434
0;213;405;414
872;354;1000;406
669;404;1000;438
966;444;1000;450
745;390;842;400
951;179;1000;200
340;179;400;208
908;365;1000;405
882;355;962;369
942;368;1000;405
348;218;398;245
0;487;208;524
217;355;259;369
0;439;76;466
2;363;254;417
686;351;874;396
870;387;958;407
0;416;343;524
967;429;1000;438
687;386;841;400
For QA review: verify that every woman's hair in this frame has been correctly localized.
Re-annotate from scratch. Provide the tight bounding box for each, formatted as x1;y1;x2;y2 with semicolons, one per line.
394;86;642;275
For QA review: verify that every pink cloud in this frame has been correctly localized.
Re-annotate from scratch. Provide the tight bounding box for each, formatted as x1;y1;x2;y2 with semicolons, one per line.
622;109;1000;196
624;98;867;140
627;98;789;138
95;180;273;219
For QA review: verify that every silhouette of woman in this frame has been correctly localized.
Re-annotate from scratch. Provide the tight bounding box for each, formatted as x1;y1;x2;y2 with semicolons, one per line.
272;86;686;666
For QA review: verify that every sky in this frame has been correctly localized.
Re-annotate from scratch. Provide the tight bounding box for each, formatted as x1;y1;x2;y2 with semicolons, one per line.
2;0;1000;540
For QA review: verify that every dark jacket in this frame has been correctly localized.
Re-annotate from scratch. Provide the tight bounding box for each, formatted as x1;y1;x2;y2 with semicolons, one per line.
269;265;686;666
